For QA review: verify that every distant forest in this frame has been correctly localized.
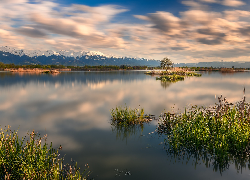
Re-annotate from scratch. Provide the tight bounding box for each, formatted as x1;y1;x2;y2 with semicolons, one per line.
0;63;155;71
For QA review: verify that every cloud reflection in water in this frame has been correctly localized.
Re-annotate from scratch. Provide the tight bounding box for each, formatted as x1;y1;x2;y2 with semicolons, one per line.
0;71;250;179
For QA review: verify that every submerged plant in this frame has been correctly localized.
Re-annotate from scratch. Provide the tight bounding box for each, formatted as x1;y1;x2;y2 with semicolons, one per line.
0;126;90;179
158;96;250;173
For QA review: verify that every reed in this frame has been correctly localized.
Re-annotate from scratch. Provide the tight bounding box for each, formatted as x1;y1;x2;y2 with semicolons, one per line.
145;69;202;76
0;126;89;179
156;74;184;82
158;96;250;172
110;105;150;126
110;106;155;142
148;70;202;82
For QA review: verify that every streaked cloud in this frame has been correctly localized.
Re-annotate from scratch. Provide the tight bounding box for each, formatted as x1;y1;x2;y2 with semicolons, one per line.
0;0;250;62
222;0;245;7
15;26;47;38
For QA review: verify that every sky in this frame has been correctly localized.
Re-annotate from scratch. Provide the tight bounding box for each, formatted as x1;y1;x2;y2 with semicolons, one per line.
0;0;250;63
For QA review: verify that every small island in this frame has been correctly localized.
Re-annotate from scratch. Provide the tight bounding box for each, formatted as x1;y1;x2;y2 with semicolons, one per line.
145;57;202;82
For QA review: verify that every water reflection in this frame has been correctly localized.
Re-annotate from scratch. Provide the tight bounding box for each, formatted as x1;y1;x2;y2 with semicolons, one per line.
0;71;147;88
164;144;250;174
111;124;144;143
160;81;172;89
1;71;250;179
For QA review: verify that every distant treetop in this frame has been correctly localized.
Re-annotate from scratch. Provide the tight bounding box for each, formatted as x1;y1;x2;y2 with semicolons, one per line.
160;57;173;69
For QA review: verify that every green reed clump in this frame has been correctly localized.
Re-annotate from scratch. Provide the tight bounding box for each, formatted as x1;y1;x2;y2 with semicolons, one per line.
111;106;155;143
0;126;89;180
158;97;250;172
156;74;184;82
184;72;202;77
146;70;202;77
155;71;201;82
167;71;201;77
110;106;150;126
163;107;250;154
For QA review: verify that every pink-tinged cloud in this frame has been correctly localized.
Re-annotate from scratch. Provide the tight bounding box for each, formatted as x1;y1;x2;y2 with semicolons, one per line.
0;0;250;62
222;0;245;6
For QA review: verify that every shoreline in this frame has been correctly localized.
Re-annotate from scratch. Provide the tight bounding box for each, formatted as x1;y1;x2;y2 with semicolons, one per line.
4;68;71;74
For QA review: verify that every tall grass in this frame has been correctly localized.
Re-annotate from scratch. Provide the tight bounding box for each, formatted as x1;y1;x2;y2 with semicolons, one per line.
158;96;250;173
110;106;152;142
0;126;89;179
110;105;149;126
156;74;184;82
146;70;202;76
153;71;201;82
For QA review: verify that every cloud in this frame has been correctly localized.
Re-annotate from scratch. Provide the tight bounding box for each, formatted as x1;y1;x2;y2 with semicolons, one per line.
196;28;226;45
224;10;250;21
171;47;187;51
198;0;245;6
30;13;95;37
182;0;209;9
199;0;218;3
15;26;47;38
148;12;181;32
70;4;128;23
222;0;245;7
197;29;226;37
181;10;221;25
0;0;28;4
196;38;223;45
132;2;250;61
0;0;250;62
0;29;25;48
0;1;128;50
239;26;250;36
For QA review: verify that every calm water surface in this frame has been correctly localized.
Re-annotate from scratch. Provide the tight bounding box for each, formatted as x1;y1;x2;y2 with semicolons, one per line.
0;70;250;179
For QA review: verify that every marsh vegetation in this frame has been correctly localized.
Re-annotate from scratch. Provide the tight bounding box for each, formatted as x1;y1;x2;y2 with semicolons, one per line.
110;106;154;142
110;105;152;126
110;95;250;174
146;69;202;82
157;96;250;173
0;126;89;179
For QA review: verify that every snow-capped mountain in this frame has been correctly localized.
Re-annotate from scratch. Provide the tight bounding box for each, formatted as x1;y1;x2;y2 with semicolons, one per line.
0;46;160;67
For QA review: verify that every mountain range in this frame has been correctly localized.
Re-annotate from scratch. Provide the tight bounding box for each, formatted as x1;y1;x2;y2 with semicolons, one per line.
2;46;250;68
0;46;160;67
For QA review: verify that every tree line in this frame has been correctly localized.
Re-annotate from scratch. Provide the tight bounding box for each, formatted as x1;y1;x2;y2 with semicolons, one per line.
0;62;155;70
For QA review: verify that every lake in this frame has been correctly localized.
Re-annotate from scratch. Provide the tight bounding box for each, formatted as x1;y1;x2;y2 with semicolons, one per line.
0;70;250;179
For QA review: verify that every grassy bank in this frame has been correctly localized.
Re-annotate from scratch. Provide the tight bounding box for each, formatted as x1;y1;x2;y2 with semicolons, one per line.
0;126;89;179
